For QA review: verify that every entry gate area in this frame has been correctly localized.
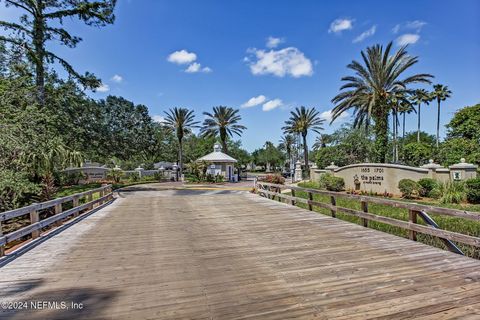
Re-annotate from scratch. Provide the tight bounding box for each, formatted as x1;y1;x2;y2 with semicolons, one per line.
0;185;480;319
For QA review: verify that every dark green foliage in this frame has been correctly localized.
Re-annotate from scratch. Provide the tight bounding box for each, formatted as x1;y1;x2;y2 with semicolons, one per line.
466;178;480;204
0;170;40;211
418;178;439;197
398;179;420;199
402;142;432;166
447;104;480;142
437;138;480;166
252;142;285;171
319;173;345;192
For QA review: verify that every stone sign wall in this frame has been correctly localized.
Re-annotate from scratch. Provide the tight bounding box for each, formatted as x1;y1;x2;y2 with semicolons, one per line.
310;159;477;195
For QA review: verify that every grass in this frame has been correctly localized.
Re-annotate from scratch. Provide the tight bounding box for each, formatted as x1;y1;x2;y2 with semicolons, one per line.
283;181;480;259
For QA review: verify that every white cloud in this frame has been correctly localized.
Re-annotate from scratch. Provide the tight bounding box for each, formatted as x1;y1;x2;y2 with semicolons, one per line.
392;20;427;34
152;115;166;123
185;62;212;73
241;95;266;108
96;83;109;92
266;36;284;48
396;33;420;46
328;18;354;34
247;47;313;78
167;50;197;65
111;74;123;83
320;109;349;123
262;99;283;111
353;25;377;43
405;20;427;32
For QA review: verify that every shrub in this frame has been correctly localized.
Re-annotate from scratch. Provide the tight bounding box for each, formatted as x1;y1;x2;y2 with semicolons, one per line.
398;179;420;199
263;174;285;185
59;171;86;186
432;181;466;204
107;169;124;183
465;178;480;204
418;178;439;197
318;173;345;192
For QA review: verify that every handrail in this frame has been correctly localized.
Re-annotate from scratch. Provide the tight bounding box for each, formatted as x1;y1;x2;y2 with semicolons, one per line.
0;185;113;256
256;181;480;254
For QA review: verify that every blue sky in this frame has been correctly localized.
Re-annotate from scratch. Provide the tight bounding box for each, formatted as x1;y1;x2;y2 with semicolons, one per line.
1;0;479;151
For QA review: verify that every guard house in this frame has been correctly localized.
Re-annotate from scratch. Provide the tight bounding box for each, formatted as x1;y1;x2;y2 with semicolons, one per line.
197;143;237;182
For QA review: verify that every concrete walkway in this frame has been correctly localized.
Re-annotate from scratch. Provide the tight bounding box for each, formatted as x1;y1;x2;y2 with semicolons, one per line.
1;185;480;319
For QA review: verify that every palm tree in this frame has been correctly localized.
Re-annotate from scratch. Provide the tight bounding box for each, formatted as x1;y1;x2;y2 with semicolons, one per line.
331;42;433;163
412;89;432;143
200;106;246;154
279;134;295;171
431;84;452;148
163;108;199;177
282;106;324;170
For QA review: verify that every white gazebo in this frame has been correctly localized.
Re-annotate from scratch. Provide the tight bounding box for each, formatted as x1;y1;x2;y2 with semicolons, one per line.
197;143;237;182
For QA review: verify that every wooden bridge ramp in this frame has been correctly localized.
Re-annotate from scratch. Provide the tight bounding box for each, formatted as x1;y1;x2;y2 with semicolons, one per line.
1;187;479;319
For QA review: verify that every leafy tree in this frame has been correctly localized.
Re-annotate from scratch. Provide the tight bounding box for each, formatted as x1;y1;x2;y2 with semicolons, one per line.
437;138;480;166
201;106;246;154
253;142;284;171
446;104;480;142
163;108;199;177
316;147;348;168
331;42;433;163
402;142;432;166
282;106;324;170
400;131;435;146
431;84;452;147
0;0;116;103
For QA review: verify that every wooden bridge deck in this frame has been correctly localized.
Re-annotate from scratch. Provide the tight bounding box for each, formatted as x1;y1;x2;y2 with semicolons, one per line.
1;186;480;319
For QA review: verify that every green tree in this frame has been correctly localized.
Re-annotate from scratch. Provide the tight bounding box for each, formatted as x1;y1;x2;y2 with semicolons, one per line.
282;106;324;170
163;108;199;177
437;138;480;166
278;134;295;168
331;42;433;163
402;142;432;166
431;84;452;148
446;105;480;141
0;0;116;103
201;106;246;154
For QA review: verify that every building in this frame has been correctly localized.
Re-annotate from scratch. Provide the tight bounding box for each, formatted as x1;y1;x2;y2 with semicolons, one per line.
197;144;238;182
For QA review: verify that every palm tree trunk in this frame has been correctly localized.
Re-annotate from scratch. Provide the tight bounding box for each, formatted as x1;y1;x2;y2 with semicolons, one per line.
302;133;309;172
392;112;396;162
402;112;406;140
373;111;389;163
178;139;183;177
220;128;228;154
417;104;421;143
436;99;440;148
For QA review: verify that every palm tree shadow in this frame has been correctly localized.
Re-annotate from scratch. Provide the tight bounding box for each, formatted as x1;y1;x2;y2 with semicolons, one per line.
0;287;118;320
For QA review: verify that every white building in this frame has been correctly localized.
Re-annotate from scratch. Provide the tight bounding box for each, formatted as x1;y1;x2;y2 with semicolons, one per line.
197;144;237;182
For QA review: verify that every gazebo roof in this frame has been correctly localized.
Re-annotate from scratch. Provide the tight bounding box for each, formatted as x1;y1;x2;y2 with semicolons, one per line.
197;144;237;163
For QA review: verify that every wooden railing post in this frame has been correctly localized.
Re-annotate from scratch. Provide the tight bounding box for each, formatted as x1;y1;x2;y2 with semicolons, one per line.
308;192;313;211
361;199;368;227
409;209;418;241
30;205;40;239
291;189;296;205
330;196;336;218
0;221;5;257
87;192;93;210
54;203;63;226
73;196;80;217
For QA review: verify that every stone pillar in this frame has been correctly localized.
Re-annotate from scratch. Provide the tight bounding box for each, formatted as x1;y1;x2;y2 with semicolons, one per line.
294;161;303;182
310;163;318;180
449;158;478;181
420;159;444;179
134;167;144;178
325;162;339;175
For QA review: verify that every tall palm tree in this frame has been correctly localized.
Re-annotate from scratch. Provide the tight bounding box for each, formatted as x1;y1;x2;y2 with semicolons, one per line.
279;134;295;170
282;106;324;170
163;107;199;177
412;89;432;143
200;106;246;154
331;42;433;163
431;84;452;148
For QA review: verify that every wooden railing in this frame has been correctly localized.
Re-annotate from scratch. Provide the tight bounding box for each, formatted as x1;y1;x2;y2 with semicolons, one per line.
0;185;114;257
256;182;480;253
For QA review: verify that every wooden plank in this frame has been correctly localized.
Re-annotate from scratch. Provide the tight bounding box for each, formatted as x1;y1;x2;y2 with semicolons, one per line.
290;189;296;206
73;195;80;217
0;219;4;256
307;192;313;211
54;203;63;226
